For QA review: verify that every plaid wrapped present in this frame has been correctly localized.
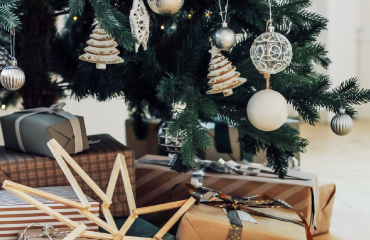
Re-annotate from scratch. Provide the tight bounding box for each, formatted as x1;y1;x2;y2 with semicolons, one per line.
0;134;135;218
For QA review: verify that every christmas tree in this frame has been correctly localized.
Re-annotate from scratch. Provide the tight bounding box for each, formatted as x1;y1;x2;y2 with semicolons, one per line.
1;0;370;178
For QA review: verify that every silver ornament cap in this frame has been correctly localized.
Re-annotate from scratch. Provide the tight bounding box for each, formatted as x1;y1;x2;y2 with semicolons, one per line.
330;108;353;136
0;58;25;91
147;0;184;16
158;120;183;153
212;22;236;51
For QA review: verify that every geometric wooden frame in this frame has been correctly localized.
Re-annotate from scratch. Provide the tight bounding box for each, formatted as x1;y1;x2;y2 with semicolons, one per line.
3;138;195;240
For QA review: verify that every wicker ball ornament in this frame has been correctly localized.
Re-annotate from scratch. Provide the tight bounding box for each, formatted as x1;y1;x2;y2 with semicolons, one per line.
147;0;184;16
0;47;11;72
331;108;353;136
250;25;292;74
158;121;183;153
0;59;25;91
247;89;288;131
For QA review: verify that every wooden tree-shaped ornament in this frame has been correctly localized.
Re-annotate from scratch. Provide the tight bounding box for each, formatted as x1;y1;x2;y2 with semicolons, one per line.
3;139;195;240
206;45;247;97
79;25;124;70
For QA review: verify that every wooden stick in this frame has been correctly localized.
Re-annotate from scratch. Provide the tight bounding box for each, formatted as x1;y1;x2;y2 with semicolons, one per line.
117;214;138;237
47;142;91;209
117;153;136;215
4;186;79;229
82;231;113;240
48;139;112;205
79;210;118;235
102;205;118;232
2;180;86;210
133;200;188;216
63;224;87;240
112;233;123;240
152;197;196;240
106;158;120;201
124;237;154;240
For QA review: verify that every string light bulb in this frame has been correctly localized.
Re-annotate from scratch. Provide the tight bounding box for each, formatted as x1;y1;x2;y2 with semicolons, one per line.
188;14;192;18
73;16;77;21
1;104;6;110
115;3;118;6
161;25;165;30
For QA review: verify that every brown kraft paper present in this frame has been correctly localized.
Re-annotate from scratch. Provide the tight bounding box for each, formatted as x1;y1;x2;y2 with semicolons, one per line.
135;155;318;230
0;134;135;218
176;204;307;240
313;181;336;236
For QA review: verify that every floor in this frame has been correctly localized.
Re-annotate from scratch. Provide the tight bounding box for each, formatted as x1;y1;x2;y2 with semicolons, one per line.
300;120;370;240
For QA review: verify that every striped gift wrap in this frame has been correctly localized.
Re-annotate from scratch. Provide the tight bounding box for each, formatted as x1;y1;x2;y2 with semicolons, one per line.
0;186;99;240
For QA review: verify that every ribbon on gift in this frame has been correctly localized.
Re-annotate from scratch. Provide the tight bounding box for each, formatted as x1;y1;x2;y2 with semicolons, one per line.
14;102;83;153
18;223;72;240
188;185;313;240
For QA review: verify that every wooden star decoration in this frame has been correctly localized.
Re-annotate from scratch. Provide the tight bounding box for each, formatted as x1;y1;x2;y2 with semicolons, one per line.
3;139;195;240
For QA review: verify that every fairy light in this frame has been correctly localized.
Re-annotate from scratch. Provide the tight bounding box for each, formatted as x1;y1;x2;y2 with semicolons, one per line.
115;3;118;6
73;16;77;21
1;104;6;110
188;14;192;18
161;25;165;30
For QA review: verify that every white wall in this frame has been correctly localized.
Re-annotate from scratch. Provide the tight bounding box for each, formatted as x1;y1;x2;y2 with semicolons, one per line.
313;0;369;122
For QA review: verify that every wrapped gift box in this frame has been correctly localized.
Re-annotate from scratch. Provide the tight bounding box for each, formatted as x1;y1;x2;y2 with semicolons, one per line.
313;181;336;236
176;204;307;240
1;103;89;157
0;134;135;218
0;186;98;240
126;118;300;163
135;155;317;231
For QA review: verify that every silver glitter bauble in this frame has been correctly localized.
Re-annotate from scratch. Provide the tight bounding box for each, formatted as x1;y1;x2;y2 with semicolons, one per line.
158;121;183;153
0;59;25;91
212;22;236;51
330;108;353;136
147;0;184;16
0;47;11;72
250;25;293;74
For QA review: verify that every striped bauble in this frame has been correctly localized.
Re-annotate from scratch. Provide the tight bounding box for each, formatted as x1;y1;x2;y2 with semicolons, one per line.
0;58;25;91
330;108;353;136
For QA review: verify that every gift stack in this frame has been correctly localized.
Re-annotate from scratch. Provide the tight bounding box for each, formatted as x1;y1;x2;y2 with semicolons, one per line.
135;155;336;239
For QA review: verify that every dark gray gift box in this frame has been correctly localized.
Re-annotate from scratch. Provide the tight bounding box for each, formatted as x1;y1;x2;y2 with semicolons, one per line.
1;112;89;157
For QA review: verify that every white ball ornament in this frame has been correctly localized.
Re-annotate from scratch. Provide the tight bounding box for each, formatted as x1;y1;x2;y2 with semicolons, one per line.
247;89;288;131
250;24;292;74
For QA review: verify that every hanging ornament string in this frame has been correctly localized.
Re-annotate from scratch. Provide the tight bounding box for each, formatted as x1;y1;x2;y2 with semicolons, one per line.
217;0;229;23
10;29;15;60
269;0;272;24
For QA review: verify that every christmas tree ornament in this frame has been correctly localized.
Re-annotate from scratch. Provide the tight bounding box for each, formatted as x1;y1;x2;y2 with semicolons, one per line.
276;17;292;35
330;108;353;136
158;120;183;153
250;0;293;74
147;0;184;16
0;30;25;91
212;0;236;51
206;46;246;96
247;73;288;131
0;46;11;72
130;0;150;53
79;25;124;70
